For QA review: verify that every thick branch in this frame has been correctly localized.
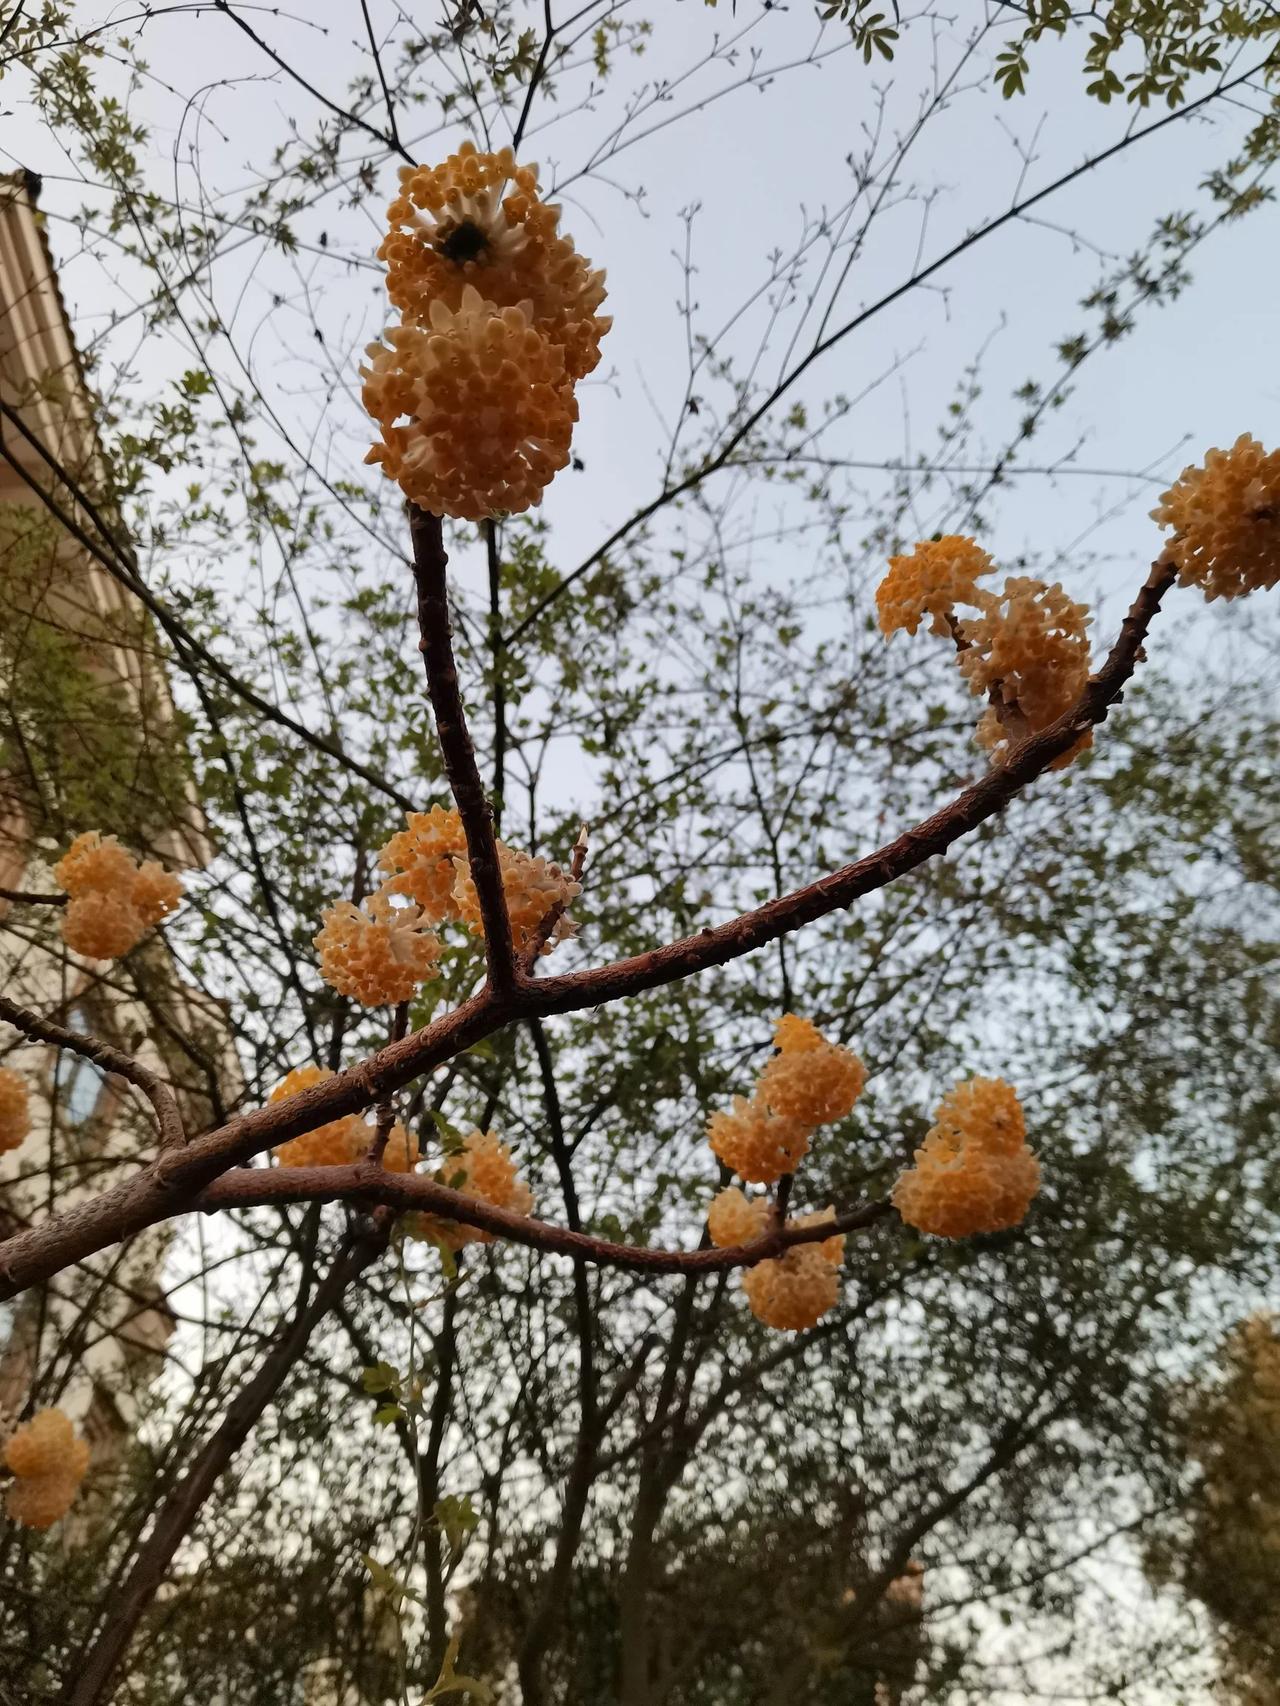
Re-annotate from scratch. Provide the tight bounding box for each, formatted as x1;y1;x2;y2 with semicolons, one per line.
409;505;517;991
529;559;1177;1012
0;992;507;1299
0;993;186;1151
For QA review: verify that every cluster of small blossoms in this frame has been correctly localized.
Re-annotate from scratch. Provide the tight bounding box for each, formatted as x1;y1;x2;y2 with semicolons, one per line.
270;1066;367;1168
876;535;995;638
363;141;610;519
709;1015;865;1184
892;1076;1040;1239
269;1069;427;1174
362;291;577;520
1152;434;1280;601
706;1184;770;1249
406;1129;534;1255
4;1408;90;1529
740;1210;846;1333
957;576;1093;768
315;807;579;1007
877;543;1093;770
0;1067;30;1153
314;893;441;1006
453;843;580;955
53;831;182;960
705;1018;864;1332
378;805;470;922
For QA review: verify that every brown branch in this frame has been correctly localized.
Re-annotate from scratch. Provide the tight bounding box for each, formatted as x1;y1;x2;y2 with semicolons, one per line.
0;558;1175;1299
517;1012;600;1700
0;886;68;907
192;1163;893;1275
0;991;508;1300
0;992;186;1151
409;505;517;992
61;1225;385;1706
528;558;1177;1013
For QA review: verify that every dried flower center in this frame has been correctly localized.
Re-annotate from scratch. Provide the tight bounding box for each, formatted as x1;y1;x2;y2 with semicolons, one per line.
437;219;489;264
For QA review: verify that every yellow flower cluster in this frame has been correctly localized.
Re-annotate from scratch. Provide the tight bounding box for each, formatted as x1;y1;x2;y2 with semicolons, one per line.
270;1066;366;1168
362;291;577;520
707;1189;845;1330
406;1129;534;1254
706;1184;770;1248
892;1076;1040;1238
757;1014;868;1125
270;1070;426;1173
704;1019;861;1332
709;1016;864;1184
314;893;441;1007
707;1096;812;1183
0;1066;30;1153
378;805;470;921
4;1408;90;1529
956;576;1093;767
53;831;182;960
876;546;1093;770
380;142;610;381
1152;433;1280;601
876;536;995;638
364;141;609;519
742;1211;846;1332
316;808;579;1004
453;843;581;955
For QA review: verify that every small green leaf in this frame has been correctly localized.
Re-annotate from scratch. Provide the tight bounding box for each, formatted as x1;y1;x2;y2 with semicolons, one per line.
361;1361;401;1397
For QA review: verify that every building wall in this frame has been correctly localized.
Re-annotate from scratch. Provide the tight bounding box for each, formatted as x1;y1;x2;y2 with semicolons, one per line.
0;170;230;1484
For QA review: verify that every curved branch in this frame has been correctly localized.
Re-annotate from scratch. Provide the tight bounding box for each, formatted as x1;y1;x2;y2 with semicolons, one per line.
193;1161;892;1275
529;558;1177;1011
0;992;186;1151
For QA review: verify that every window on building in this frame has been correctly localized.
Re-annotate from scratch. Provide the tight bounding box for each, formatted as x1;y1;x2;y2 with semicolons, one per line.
56;1005;109;1130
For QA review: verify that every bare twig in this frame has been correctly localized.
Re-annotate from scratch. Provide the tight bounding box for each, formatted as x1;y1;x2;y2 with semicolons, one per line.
409;505;517;992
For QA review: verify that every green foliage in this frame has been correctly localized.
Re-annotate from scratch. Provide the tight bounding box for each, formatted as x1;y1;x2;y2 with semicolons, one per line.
0;506;192;847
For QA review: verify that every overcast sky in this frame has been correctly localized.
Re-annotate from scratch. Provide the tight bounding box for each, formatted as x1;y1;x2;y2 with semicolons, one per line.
5;0;1279;668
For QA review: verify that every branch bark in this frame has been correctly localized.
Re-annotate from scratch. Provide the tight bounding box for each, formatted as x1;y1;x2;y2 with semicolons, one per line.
409;505;516;992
